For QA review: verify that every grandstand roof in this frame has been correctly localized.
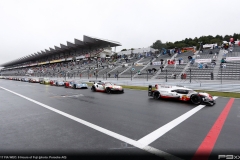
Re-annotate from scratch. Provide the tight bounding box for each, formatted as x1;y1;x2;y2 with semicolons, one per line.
1;35;121;67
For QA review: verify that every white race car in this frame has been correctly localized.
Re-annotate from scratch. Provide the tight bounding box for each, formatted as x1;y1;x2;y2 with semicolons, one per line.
148;84;215;106
91;81;124;93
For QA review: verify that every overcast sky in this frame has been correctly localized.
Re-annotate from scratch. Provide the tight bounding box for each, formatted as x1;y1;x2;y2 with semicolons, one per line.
0;0;240;67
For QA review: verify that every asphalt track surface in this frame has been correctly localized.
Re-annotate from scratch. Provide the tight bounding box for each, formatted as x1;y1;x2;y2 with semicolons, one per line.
0;79;239;160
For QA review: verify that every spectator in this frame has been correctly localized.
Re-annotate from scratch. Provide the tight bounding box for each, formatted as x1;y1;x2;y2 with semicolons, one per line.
188;56;192;61
178;58;182;65
211;61;216;68
190;58;195;65
183;73;187;79
148;69;152;73
152;68;157;72
160;59;164;65
160;65;164;72
221;58;226;63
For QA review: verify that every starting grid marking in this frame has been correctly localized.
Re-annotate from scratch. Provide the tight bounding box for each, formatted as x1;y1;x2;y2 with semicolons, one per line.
0;86;219;160
138;96;218;146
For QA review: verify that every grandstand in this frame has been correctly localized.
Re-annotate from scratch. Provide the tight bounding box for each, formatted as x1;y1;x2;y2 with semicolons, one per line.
216;46;240;80
2;37;240;82
0;35;121;77
154;51;194;79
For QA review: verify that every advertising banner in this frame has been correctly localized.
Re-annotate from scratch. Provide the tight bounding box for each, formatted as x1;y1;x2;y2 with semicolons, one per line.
30;63;38;66
50;59;63;63
135;63;143;66
76;56;85;59
38;61;49;65
195;59;212;63
66;57;72;61
152;62;162;65
226;57;240;61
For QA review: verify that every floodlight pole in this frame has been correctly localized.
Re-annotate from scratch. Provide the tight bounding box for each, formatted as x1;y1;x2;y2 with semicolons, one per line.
131;70;132;81
165;69;167;82
95;70;97;80
117;70;119;81
147;70;148;81
221;67;222;84
190;69;192;83
88;70;89;79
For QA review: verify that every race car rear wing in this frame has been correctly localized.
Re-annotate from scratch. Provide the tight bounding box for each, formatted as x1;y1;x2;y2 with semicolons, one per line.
89;80;102;84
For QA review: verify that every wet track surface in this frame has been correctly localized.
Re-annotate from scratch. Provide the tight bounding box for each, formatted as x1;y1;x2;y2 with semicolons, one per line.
0;79;239;160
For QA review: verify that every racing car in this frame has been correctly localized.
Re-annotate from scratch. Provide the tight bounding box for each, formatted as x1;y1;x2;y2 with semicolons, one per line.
29;78;39;83
39;78;50;84
64;80;88;89
91;81;124;93
148;84;215;106
64;80;74;88
50;80;65;86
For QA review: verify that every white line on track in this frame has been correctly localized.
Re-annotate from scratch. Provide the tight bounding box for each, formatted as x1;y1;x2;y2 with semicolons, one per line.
0;86;182;160
137;96;218;146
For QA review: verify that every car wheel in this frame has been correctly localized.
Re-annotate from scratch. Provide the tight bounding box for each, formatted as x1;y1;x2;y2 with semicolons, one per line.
106;88;111;94
153;92;160;100
91;86;96;92
121;89;124;93
190;95;202;105
74;85;76;89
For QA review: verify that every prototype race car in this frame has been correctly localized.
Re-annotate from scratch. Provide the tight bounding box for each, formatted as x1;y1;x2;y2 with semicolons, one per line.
29;78;39;83
50;80;65;86
148;84;215;106
64;80;88;89
72;81;88;89
64;80;74;88
22;78;30;82
91;81;124;93
39;78;50;84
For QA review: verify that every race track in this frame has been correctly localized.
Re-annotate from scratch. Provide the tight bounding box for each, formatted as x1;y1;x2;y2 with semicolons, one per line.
0;79;239;160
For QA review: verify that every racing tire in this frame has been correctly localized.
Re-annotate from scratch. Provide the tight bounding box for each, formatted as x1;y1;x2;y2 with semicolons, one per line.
73;85;76;89
91;86;96;92
121;89;124;93
190;95;202;105
106;88;111;94
153;92;160;100
56;82;58;86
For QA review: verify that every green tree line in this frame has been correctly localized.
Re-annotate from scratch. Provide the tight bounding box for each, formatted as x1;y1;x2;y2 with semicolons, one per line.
151;33;240;51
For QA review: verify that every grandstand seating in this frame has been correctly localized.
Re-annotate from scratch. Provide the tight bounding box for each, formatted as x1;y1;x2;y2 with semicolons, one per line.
216;46;240;80
3;46;240;82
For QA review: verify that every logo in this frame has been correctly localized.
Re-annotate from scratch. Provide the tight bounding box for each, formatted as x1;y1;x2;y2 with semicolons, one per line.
218;155;240;159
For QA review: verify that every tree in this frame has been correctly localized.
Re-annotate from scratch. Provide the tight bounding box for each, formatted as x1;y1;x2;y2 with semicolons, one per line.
210;38;222;45
121;49;127;51
165;42;175;49
223;35;231;41
151;40;166;50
